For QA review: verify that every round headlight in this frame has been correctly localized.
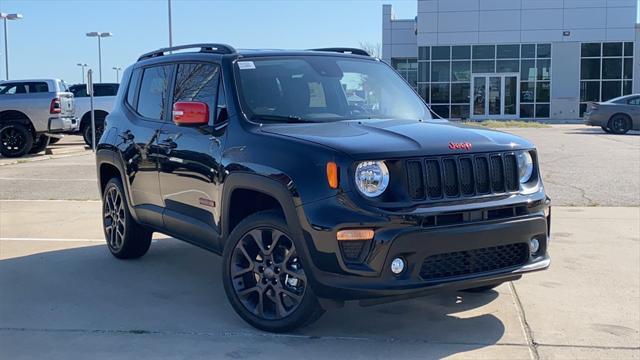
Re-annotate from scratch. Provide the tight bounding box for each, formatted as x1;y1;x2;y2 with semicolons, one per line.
516;151;534;184
354;161;389;197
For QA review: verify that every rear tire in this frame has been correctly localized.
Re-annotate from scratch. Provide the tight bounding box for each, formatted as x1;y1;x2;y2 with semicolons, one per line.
102;177;152;259
0;122;33;158
222;210;324;332
29;135;50;154
82;117;105;147
608;114;631;134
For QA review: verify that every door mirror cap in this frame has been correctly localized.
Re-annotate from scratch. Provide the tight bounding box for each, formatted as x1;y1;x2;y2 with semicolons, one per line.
173;101;209;126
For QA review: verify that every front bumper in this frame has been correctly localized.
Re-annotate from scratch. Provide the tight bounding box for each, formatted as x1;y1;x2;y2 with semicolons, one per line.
297;192;551;301
48;116;78;133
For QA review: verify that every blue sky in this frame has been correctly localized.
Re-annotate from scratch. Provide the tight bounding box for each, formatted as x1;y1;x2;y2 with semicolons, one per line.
0;0;416;84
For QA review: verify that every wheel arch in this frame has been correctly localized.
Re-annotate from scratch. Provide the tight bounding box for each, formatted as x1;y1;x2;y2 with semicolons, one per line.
0;110;36;135
221;173;302;245
80;109;109;130
96;148;140;222
608;112;632;123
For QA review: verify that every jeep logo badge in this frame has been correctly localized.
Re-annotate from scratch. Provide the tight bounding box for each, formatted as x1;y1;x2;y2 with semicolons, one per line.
449;142;472;151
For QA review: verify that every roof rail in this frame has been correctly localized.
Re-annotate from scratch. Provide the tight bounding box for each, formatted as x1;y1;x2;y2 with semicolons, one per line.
309;48;370;57
137;43;236;61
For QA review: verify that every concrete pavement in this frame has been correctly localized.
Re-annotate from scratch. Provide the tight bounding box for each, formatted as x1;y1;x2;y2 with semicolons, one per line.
1;200;638;359
506;125;640;206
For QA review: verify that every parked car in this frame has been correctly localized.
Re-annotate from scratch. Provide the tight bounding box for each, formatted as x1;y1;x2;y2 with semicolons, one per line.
584;94;640;134
96;44;551;332
69;83;119;146
0;79;75;157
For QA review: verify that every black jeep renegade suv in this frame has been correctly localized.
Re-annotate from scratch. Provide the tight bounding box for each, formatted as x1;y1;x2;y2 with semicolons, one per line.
96;44;550;332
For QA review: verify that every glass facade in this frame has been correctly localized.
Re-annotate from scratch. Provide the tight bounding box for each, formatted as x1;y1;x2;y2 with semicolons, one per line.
580;42;634;117
391;58;418;89
416;44;552;119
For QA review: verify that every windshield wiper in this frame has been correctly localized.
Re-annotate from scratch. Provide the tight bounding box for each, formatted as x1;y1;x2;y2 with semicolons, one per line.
251;114;316;124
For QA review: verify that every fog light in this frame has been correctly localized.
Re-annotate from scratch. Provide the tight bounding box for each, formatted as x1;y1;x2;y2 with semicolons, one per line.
390;257;405;275
529;238;540;255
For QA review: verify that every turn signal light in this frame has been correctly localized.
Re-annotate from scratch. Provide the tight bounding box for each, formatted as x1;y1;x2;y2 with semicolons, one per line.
337;229;374;241
326;162;339;189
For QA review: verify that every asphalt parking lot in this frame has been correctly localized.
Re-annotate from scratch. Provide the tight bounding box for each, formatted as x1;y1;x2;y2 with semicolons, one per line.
1;126;639;359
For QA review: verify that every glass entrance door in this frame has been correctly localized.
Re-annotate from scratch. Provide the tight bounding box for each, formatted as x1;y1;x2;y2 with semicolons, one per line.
471;74;519;119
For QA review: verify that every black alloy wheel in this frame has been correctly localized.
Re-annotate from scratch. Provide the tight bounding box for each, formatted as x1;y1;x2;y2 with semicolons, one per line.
102;178;152;259
608;114;632;134
0;122;33;158
231;228;307;319
223;210;323;332
104;184;127;253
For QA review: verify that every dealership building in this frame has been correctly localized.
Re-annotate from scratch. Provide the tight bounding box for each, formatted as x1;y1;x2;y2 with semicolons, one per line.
382;0;640;120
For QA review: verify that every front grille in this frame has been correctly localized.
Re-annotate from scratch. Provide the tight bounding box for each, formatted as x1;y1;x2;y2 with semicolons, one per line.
407;152;520;201
419;243;530;281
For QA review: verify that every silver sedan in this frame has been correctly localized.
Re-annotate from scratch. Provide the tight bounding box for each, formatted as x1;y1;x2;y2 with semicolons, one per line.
584;94;640;134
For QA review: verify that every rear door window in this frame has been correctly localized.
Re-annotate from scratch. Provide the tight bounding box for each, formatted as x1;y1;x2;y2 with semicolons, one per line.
137;65;173;120
0;82;49;94
29;82;49;93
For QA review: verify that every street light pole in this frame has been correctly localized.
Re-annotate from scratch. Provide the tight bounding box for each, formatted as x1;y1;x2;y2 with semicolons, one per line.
86;31;112;83
112;66;122;83
168;0;173;49
77;63;88;84
0;13;23;80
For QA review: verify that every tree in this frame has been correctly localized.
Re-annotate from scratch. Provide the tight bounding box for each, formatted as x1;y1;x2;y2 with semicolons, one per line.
359;41;381;58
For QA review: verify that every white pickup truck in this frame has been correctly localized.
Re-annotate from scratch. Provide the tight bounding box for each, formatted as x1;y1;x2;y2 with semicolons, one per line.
68;83;118;146
0;79;76;157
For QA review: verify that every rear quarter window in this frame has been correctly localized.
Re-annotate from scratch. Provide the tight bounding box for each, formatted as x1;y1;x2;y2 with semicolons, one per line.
126;69;142;109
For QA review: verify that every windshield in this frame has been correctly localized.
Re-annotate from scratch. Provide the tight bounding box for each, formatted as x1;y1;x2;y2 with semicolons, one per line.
235;56;431;123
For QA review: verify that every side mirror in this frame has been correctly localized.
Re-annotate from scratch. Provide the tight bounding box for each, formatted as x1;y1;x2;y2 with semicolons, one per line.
172;101;209;126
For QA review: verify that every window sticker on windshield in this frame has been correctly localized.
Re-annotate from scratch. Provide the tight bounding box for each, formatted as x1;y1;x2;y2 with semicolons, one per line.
237;61;256;70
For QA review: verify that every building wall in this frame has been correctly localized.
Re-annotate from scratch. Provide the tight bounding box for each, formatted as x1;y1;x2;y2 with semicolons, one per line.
550;42;581;119
416;0;637;45
384;1;639;120
382;4;417;63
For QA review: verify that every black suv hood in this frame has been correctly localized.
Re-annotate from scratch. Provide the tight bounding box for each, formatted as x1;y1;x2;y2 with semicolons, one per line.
261;119;534;159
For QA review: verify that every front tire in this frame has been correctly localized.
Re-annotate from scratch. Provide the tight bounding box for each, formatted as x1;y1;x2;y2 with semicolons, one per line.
102;177;152;259
222;210;324;332
0;122;33;158
608;114;631;134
